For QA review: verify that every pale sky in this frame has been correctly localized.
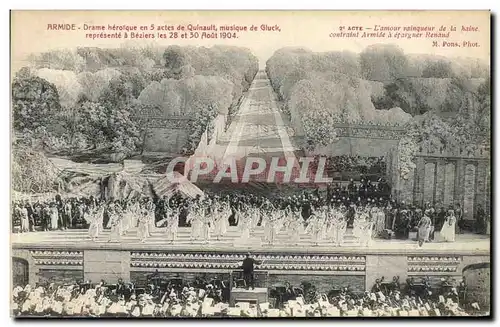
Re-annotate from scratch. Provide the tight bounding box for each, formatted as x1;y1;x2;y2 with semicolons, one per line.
11;10;490;70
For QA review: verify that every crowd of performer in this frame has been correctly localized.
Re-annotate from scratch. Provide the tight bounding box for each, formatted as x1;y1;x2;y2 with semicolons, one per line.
11;274;481;318
12;177;488;246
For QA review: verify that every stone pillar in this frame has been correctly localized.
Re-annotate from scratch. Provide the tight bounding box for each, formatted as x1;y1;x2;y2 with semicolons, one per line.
435;160;446;206
365;255;408;290
443;161;457;207
463;163;477;220
413;156;426;206
84;250;131;283
423;161;437;204
391;146;415;203
474;161;488;215
389;148;399;199
485;165;491;216
454;159;465;208
399;172;415;204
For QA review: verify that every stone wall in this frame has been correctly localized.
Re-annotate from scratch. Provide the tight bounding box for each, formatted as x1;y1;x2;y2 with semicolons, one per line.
303;124;404;158
143;127;188;153
12;248;490;310
310;137;399;157
388;147;415;203
142;117;191;153
12;258;29;287
11;249;84;286
463;263;490;310
391;152;490;217
11;249;38;286
11;248;489;299
84;250;130;283
141;114;227;157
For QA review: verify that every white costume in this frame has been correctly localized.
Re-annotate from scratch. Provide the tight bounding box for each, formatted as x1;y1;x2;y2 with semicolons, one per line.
305;214;324;246
108;209;122;242
213;205;228;240
50;206;59;230
201;213;212;244
20;207;29;232
188;204;203;241
236;208;251;244
360;219;374;247
145;201;156;236
120;206;134;235
263;212;280;245
87;206;103;241
375;208;386;235
354;211;373;247
287;211;303;245
137;209;150;243
440;214;456;242
166;208;179;243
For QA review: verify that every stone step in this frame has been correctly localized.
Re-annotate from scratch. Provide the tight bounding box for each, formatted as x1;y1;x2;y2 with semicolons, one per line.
15;229;359;239
55;227;357;234
39;231;357;241
14;236;359;244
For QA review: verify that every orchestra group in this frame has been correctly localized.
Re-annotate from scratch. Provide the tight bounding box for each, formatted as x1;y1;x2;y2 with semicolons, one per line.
11;274;479;318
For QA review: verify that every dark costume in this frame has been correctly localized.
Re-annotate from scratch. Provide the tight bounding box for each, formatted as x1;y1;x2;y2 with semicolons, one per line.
241;255;261;290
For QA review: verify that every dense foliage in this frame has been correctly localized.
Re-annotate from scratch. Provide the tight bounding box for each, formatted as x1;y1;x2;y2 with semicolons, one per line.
12;146;61;193
266;45;490;178
12;68;62;133
266;47;414;149
183;104;219;155
397;110;490;180
12;45;259;159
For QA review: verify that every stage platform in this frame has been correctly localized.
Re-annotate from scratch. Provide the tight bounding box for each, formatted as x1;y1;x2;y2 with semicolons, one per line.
11;226;490;255
11;227;490;300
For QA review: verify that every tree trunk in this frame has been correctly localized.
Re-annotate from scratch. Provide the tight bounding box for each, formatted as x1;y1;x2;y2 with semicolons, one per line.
140;127;148;155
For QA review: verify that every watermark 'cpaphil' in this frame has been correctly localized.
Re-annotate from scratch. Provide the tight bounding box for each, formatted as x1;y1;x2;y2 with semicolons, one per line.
166;155;333;185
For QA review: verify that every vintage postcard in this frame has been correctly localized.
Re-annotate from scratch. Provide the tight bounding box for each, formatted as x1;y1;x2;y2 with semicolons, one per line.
10;10;491;318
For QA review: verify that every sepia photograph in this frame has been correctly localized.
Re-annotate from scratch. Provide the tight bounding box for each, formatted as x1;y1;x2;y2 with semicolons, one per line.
9;10;491;319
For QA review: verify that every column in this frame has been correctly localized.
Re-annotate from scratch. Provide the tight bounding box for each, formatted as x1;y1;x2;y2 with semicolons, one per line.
398;156;415;204
443;161;456;207
435;159;446;205
413;157;426;205
454;159;465;208
463;163;477;220
474;161;488;214
423;161;436;204
485;164;491;216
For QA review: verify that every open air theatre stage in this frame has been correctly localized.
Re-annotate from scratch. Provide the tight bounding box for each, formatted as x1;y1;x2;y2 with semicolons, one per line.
12;226;490;254
12;226;490;293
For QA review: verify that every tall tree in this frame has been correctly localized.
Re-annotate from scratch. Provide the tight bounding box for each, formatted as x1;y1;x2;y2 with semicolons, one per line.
422;59;453;78
163;45;190;79
359;44;409;82
12;68;62;133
